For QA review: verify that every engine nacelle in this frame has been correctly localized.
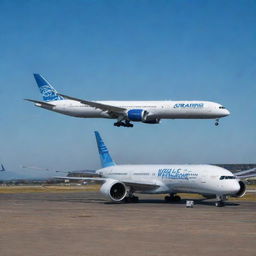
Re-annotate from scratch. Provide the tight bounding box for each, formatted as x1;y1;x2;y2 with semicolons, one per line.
127;109;147;121
100;179;127;202
127;109;160;124
232;181;246;198
142;118;160;124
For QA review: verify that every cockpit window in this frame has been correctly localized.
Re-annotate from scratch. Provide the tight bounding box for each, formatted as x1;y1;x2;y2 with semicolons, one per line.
219;106;226;109
220;176;236;180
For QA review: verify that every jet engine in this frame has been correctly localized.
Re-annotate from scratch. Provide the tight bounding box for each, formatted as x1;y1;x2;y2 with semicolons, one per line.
232;180;246;198
127;109;147;121
127;109;160;124
142;117;160;124
100;179;128;202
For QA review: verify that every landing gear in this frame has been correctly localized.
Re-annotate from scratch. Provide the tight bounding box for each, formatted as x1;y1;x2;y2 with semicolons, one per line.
114;120;134;128
123;195;139;203
215;195;227;207
215;119;219;126
124;120;134;127
114;122;121;127
215;201;224;207
165;194;181;203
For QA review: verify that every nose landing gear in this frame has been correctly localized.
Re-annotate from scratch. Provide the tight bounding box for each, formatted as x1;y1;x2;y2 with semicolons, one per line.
215;195;227;207
215;119;219;126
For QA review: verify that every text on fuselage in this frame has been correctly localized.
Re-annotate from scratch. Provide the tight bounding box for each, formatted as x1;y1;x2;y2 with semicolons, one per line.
174;103;204;108
158;169;198;180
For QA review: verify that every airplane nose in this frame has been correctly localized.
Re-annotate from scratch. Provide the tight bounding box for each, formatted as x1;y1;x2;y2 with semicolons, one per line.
224;109;230;116
232;181;240;193
222;180;240;195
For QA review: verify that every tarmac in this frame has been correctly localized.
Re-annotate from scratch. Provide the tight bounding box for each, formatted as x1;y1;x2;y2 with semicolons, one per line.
0;191;256;256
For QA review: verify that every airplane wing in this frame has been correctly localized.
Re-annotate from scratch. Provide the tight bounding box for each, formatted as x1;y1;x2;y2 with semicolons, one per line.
234;168;256;176
234;168;256;179
57;93;126;114
123;181;160;191
55;176;106;183
237;174;256;179
24;99;55;108
55;176;159;191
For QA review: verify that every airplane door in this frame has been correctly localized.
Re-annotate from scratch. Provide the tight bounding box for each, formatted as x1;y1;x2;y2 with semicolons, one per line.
200;175;207;184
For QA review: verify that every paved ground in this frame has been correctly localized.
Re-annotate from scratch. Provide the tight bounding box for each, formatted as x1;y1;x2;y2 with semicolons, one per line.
0;192;255;256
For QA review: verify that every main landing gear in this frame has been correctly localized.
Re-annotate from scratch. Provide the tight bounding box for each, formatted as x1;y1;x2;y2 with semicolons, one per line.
215;119;219;126
215;195;227;207
123;195;139;203
165;194;181;203
114;120;134;128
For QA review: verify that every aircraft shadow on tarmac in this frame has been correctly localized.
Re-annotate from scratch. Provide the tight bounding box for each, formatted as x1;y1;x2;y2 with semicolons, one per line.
45;195;240;207
104;198;240;207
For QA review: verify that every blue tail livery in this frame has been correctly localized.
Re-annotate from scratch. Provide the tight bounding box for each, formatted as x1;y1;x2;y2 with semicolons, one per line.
33;74;63;102
0;164;6;172
94;131;116;168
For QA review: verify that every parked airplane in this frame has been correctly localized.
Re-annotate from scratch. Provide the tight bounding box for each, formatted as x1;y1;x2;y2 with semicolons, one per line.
57;131;247;207
25;74;230;127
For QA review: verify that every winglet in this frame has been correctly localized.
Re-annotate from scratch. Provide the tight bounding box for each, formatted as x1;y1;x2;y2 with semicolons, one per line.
33;74;64;102
94;131;116;168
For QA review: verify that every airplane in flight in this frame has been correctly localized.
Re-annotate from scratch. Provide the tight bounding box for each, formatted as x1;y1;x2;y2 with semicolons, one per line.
57;131;248;207
25;74;230;127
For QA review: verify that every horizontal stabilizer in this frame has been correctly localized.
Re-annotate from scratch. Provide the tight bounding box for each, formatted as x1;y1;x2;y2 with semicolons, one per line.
24;99;55;108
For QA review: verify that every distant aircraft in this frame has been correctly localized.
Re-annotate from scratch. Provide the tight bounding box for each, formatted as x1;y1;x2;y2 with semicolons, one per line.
57;131;248;207
25;74;230;127
0;164;6;172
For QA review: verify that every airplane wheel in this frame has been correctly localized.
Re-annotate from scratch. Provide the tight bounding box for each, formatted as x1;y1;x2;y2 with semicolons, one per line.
125;122;134;128
124;196;139;203
124;197;131;203
215;122;219;126
215;201;224;207
165;196;171;202
165;195;181;202
114;122;121;127
174;195;181;202
132;196;139;203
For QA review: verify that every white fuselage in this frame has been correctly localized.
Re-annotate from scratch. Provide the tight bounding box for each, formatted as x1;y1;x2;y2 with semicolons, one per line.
36;100;230;120
97;164;241;196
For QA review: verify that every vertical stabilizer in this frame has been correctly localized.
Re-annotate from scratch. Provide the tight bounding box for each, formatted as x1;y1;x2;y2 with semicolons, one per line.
33;74;63;102
94;131;116;168
0;164;6;171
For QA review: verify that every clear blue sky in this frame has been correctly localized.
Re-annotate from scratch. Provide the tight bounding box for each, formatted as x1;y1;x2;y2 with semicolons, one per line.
0;0;255;178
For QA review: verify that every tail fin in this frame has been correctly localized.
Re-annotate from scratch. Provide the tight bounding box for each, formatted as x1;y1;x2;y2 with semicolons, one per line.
0;164;6;171
94;131;116;168
33;74;63;102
